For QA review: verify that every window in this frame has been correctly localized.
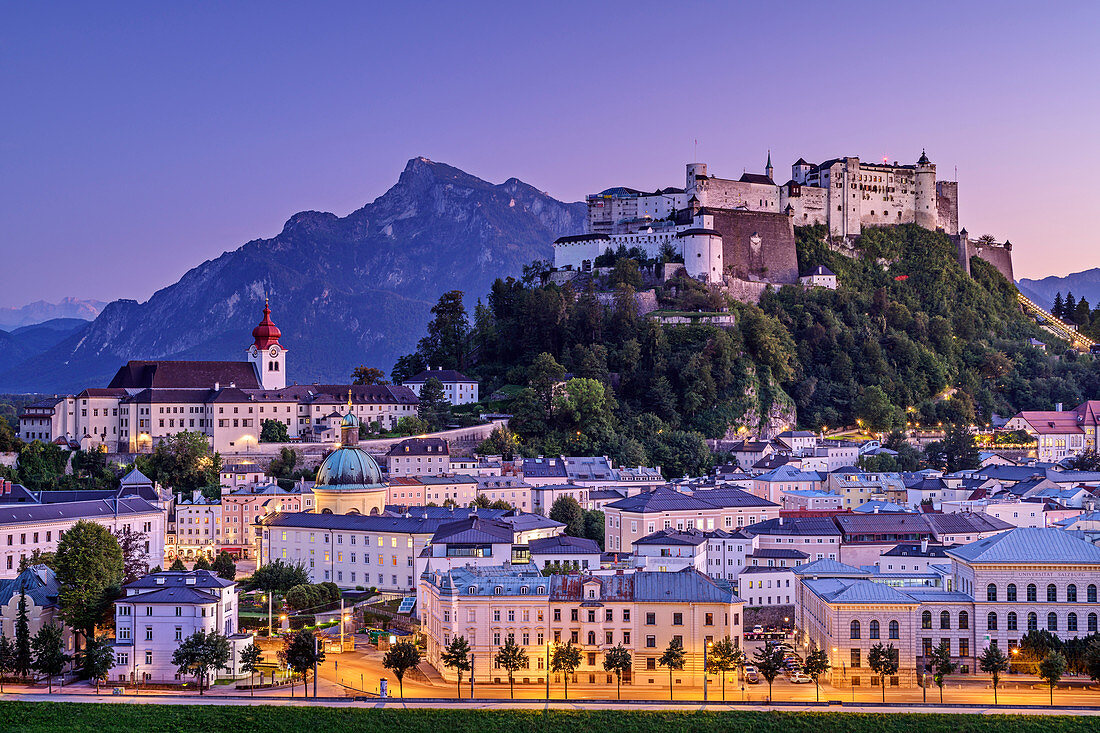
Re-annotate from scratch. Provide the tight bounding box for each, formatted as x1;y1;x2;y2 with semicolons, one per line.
571;609;579;622
646;635;656;648
922;611;932;629
958;611;968;630
1068;584;1078;603
1068;613;1078;632
987;584;997;602
645;613;656;625
850;648;861;668
1007;583;1017;602
673;613;683;626
1047;612;1058;631
869;620;879;639
850;620;860;639
1027;584;1037;603
704;612;713;626
1027;612;1038;632
959;638;969;657
587;631;596;646
1007;612;1018;631
889;620;899;639
1089;585;1098;603
1089;613;1097;632
940;611;950;630
987;612;998;631
1047;584;1057;603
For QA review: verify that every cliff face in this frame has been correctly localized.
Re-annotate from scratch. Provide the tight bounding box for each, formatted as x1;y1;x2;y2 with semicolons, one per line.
0;158;586;393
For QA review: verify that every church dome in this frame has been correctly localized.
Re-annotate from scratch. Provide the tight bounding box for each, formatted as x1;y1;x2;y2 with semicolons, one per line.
315;446;384;491
341;411;360;429
252;300;282;349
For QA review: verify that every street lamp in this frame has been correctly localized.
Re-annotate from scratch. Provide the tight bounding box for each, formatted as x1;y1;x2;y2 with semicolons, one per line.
704;640;712;701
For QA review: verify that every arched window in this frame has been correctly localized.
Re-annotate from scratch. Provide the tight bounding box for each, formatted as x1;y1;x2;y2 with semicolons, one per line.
1007;612;1018;631
1047;584;1058;602
587;631;596;646
1067;584;1078;603
1007;584;1018;602
940;611;951;629
494;586;503;595
922;611;932;629
1068;613;1078;632
987;612;998;630
1089;613;1098;632
869;620;880;639
958;611;969;630
889;620;899;639
1027;584;1037;603
1047;612;1058;631
1027;612;1037;631
1088;584;1097;603
850;620;861;639
987;584;997;602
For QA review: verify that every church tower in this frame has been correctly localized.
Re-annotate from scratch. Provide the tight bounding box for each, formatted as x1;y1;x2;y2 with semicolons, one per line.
765;151;774;181
248;300;286;390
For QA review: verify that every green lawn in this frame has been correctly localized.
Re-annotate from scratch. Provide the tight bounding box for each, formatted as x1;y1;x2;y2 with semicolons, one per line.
0;704;1097;733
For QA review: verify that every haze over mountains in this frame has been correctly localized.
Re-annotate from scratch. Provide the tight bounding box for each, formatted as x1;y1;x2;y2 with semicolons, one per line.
0;298;106;331
0;158;585;394
1017;268;1100;312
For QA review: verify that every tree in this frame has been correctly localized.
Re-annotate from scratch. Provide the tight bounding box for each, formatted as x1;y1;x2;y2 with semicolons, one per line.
382;639;421;699
602;643;632;700
855;385;896;433
239;642;263;697
1065;292;1077;320
55;520;123;672
493;636;528;699
582;510;604;548
416;378;453;432
172;629;231;695
803;648;831;703
979;645;1010;705
440;635;471;698
169;558;187;572
259;419;289;443
868;642;899;702
13;589;32;678
549;496;585;537
752;639;788;702
476;426;520;460
82;635;116;694
926;639;957;704
135;430;220;491
30;624;69;693
707;636;740;701
212;551;237;581
1067;449;1100;471
0;635;13;692
18;549;56;573
528;352;566;421
267;447;299;479
417;290;471;370
247;559;311;593
609;257;642;289
278;629;325;698
550;641;581;700
193;555;212;571
351;366;388;385
658;637;685;701
1018;629;1062;673
1037;650;1066;706
1083;637;1100;684
112;527;150;584
1052;292;1064;318
924;424;980;473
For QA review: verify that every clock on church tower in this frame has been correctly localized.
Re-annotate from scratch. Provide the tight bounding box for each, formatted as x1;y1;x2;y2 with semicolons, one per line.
248;300;286;390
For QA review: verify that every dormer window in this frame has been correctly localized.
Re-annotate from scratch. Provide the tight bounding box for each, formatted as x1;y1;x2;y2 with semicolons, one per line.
468;586;477;594
494;586;503;595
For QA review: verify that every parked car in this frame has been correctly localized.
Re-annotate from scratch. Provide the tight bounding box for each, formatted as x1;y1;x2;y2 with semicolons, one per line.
752;625;764;634
788;671;812;684
743;665;761;684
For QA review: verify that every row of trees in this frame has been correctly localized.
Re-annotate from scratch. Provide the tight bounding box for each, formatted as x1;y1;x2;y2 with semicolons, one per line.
1051;291;1100;340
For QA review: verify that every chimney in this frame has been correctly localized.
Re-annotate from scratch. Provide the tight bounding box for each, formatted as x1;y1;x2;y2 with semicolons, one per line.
874;506;879;514
214;381;220;391
1055;403;1063;412
921;538;929;553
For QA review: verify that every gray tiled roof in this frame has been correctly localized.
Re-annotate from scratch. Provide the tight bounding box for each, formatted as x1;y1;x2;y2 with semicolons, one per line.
125;570;233;591
947;527;1100;564
804;577;917;604
0;496;160;525
121;586;220;604
528;535;601;555
431;517;513;544
793;558;866;576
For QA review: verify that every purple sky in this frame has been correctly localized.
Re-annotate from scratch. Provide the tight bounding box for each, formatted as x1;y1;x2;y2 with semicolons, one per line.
2;2;1098;308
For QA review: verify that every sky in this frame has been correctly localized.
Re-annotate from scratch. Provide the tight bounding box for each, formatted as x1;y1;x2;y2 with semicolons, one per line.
2;1;1098;308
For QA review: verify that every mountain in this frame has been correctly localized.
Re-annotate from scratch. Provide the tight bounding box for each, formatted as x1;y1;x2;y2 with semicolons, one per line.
0;158;586;394
1018;267;1100;311
0;318;91;366
0;298;106;330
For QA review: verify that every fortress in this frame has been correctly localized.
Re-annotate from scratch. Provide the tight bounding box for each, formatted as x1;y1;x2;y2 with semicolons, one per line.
554;152;1015;292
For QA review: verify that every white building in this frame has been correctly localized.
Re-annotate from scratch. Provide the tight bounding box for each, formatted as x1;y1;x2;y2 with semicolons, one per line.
172;493;222;560
402;368;479;406
1005;401;1100;462
800;265;838;289
385;437;451;477
110;570;252;685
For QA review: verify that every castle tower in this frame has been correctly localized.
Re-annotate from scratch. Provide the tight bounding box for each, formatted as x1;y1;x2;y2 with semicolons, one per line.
680;228;723;284
248;299;286;390
765;151;774;181
913;149;938;230
686;163;708;207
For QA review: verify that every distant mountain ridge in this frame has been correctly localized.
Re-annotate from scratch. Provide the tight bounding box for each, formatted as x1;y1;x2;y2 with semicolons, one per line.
0;298;106;330
0;158;586;393
1018;267;1100;311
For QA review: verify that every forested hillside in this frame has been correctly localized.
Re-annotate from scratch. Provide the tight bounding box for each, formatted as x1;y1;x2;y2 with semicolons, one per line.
395;225;1100;475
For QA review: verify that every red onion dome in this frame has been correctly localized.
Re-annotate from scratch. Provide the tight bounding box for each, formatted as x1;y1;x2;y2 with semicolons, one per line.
252;300;282;348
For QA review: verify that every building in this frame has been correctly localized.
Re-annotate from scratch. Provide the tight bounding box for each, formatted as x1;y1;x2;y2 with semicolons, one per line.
16;302;420;453
220;482;313;558
528;535;602;572
0;497;165;578
800;265;838;290
0;565;70;651
311;409;388;516
402;368;479;406
420;564;743;690
751;465;823;505
1006;401;1100;462
633;529;708;573
172;493;221;560
781;489;843;512
603;487;779;553
109;569;252;685
795;528;1100;688
385;437;451;477
826;468;906;509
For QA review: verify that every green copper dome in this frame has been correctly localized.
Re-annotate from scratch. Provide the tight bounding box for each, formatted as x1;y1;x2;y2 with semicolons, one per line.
315;446;384;491
341;411;360;429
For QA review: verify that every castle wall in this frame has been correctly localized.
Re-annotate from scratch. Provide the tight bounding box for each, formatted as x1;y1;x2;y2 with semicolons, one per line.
936;181;959;235
709;209;799;284
725;278;773;304
781;185;828;227
973;243;1014;282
